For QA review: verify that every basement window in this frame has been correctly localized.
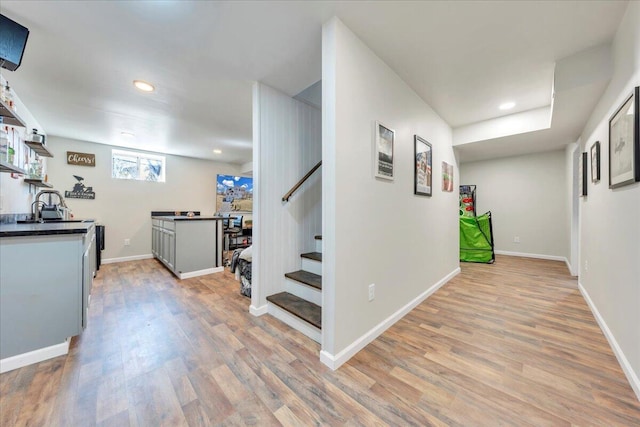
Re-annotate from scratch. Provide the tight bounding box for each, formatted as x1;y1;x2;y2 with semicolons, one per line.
112;149;166;182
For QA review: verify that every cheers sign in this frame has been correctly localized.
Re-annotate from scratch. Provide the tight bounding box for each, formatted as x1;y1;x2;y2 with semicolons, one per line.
67;151;95;167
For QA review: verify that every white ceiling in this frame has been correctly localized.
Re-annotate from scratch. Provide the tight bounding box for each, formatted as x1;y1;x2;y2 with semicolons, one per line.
0;1;629;164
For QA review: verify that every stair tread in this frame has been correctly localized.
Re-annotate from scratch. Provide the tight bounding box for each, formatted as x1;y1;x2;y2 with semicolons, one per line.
301;252;322;262
285;270;322;290
314;235;322;240
267;292;322;329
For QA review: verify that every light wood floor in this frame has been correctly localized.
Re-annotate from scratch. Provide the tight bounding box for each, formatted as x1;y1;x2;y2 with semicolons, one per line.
1;256;639;426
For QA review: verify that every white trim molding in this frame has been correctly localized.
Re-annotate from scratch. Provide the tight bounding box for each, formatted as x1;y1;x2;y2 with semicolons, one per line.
321;267;461;370
178;266;224;280
579;282;640;401
495;250;571;272
102;254;154;264
0;339;70;374
250;304;268;316
268;303;321;343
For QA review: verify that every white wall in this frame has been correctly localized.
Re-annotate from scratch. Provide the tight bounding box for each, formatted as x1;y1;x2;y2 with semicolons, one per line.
46;136;240;260
252;83;322;312
460;150;569;260
577;1;640;399
322;18;459;362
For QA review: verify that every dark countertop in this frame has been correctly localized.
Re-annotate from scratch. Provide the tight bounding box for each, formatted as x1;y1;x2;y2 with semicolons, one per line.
151;216;228;221
0;220;95;237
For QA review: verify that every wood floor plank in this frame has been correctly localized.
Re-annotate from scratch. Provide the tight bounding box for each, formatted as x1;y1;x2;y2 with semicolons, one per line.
0;256;638;426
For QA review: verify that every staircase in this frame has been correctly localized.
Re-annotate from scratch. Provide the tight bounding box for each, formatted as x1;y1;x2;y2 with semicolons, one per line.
266;235;322;342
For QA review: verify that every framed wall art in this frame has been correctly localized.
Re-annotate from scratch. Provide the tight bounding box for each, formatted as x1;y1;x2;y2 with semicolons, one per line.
609;86;639;189
442;161;454;192
374;121;394;180
414;135;432;196
580;152;588;197
590;141;600;183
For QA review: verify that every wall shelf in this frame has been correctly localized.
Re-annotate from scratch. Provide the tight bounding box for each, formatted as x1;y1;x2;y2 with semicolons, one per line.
0;159;26;174
24;141;53;158
0;99;27;128
24;178;53;188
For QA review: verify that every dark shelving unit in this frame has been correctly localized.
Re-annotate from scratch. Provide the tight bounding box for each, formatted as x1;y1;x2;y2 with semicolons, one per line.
24;141;53;158
24;178;53;189
0;159;26;174
0;99;27;128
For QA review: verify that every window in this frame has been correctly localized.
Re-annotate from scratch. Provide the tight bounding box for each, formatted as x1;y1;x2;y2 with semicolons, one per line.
112;149;165;182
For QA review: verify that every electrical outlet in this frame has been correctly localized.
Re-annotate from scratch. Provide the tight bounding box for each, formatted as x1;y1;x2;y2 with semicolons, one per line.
514;236;520;243
584;260;588;271
368;283;375;301
124;238;130;246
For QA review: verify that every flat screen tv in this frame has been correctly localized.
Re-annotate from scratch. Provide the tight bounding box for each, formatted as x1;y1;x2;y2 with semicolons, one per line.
0;14;29;71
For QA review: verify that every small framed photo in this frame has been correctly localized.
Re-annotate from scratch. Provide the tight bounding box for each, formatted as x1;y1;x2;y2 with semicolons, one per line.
414;135;432;196
609;86;639;189
442;161;454;192
580;152;588;197
590;141;600;183
374;121;394;180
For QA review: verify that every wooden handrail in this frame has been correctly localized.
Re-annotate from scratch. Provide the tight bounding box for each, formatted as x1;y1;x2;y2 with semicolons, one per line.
282;161;322;202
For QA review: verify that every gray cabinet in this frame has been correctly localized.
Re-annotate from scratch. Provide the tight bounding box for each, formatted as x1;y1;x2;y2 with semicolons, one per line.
153;219;176;271
0;224;95;360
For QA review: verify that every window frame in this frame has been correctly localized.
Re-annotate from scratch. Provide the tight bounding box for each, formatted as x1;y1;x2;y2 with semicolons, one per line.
111;149;166;183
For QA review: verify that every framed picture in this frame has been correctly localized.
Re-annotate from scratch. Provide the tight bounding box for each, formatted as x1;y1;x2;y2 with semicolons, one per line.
580;152;588;197
590;141;600;183
374;121;394;180
414;135;432;196
442;161;454;192
609;86;639;189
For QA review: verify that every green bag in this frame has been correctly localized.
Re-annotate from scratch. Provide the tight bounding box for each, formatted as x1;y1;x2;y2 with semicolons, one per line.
460;212;495;263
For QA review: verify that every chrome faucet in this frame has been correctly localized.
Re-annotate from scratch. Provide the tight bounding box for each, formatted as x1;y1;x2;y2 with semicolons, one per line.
33;190;69;222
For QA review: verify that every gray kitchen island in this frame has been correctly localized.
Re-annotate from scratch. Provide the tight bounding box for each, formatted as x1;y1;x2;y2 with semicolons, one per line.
151;215;226;279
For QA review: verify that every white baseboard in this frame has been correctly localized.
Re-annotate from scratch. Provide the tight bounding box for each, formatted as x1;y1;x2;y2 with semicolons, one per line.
0;339;70;374
102;254;154;264
578;281;640;401
320;267;461;370
495;250;571;270
250;304;268;316
268;303;321;343
178;266;224;279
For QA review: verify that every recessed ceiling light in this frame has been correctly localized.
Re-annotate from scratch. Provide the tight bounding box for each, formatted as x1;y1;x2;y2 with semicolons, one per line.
213;149;222;154
133;80;155;92
121;131;135;138
499;102;516;110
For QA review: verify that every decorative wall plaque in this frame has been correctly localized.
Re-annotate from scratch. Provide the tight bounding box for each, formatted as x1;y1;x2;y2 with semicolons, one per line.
67;151;95;167
65;175;96;199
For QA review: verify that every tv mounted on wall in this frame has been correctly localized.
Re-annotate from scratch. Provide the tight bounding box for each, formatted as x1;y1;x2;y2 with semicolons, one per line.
0;14;29;71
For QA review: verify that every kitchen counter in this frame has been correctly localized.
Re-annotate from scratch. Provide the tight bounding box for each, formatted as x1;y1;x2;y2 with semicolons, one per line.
150;216;228;221
0;220;95;237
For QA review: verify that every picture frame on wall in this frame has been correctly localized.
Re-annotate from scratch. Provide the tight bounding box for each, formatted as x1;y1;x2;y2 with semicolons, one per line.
590;141;600;183
580;152;588;197
442;161;454;192
608;86;639;189
374;121;394;180
414;135;432;196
